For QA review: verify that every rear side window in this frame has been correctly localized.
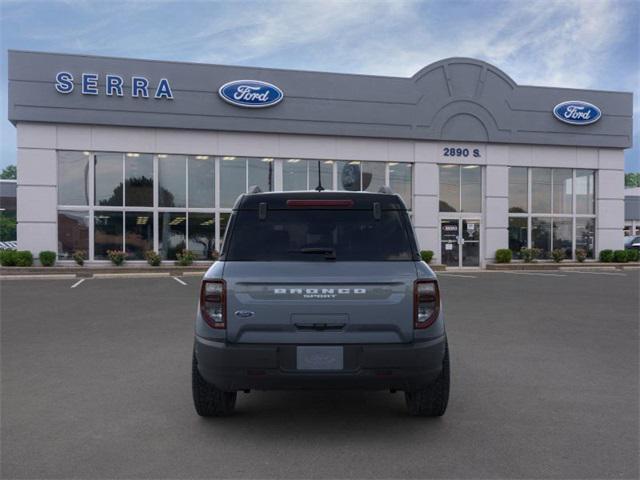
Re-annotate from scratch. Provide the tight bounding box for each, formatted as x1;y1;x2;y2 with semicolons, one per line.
224;209;416;261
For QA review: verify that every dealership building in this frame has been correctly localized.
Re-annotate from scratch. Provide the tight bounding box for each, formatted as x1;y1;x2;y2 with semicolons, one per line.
7;50;633;267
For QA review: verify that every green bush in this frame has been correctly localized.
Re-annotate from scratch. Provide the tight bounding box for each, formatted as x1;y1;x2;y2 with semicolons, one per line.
107;250;127;266
551;249;565;263
73;250;87;266
39;250;57;267
0;249;18;266
495;249;512;263
144;250;161;266
626;249;639;262
613;250;628;263
575;249;587;263
175;249;195;266
599;249;614;262
15;250;34;267
520;247;536;263
419;250;434;264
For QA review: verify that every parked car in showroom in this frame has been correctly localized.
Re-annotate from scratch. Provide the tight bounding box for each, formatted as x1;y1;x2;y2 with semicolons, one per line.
192;187;449;417
624;235;640;250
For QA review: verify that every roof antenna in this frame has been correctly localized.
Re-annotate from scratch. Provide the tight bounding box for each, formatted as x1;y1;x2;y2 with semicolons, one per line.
314;160;325;192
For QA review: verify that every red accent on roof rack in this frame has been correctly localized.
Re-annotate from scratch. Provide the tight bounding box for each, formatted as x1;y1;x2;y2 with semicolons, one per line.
286;199;354;207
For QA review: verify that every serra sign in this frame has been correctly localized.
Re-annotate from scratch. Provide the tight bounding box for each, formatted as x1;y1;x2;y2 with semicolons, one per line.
55;72;174;99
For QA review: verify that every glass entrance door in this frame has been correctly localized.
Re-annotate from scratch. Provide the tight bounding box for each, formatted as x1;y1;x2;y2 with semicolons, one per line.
440;218;480;267
440;219;459;267
461;219;480;267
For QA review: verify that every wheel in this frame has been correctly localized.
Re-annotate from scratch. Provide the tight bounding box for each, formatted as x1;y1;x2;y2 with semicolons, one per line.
192;352;237;417
405;342;450;417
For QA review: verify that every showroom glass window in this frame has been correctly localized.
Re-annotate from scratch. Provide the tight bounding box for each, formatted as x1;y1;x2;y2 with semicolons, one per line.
439;165;482;213
57;152;415;262
507;168;596;260
283;159;333;191
58;151;90;206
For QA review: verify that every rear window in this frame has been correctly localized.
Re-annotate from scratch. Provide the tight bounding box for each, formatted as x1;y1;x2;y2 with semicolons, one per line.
223;209;416;261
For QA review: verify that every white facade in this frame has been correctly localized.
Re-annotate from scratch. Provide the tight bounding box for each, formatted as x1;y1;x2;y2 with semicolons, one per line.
16;122;626;266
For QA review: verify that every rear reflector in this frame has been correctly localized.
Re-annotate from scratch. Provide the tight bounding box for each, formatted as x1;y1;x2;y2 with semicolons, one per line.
287;199;354;207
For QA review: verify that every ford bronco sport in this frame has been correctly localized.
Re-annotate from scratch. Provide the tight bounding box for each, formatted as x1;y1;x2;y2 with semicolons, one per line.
192;189;449;417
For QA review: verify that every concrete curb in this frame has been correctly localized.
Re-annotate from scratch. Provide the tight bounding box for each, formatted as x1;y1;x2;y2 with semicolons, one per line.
0;265;210;278
486;262;638;271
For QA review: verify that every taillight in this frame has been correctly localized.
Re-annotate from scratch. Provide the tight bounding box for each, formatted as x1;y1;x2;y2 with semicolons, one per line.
414;279;440;329
200;279;226;329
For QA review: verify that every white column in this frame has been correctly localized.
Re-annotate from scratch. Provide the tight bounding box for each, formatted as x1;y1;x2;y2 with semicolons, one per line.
596;149;625;252
16;123;58;256
413;142;439;261
484;165;509;263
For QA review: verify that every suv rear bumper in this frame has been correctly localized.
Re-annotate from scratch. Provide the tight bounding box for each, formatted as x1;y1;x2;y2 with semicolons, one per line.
194;335;447;392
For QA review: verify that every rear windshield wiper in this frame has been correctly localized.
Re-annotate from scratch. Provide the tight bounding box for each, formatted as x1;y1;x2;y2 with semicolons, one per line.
294;247;337;260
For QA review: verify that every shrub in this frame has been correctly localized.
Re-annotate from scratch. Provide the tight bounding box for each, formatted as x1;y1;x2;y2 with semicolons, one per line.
420;250;434;264
0;249;18;266
495;249;512;263
551;249;565;263
107;250;127;266
73;250;87;266
626;249;639;262
175;249;195;266
211;250;220;261
39;250;57;267
575;249;587;263
144;250;161;266
15;250;34;267
599;249;614;262
520;248;533;263
613;250;628;263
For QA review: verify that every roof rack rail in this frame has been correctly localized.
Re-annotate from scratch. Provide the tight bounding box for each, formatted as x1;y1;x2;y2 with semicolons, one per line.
378;185;394;195
247;185;262;194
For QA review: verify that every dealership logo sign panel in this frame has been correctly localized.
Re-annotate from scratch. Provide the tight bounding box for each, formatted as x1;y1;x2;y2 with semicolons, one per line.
553;100;601;125
218;80;284;108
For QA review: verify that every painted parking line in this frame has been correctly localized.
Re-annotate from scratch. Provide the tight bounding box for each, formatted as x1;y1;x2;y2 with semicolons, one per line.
438;273;477;278
499;271;567;277
172;276;187;286
70;278;86;289
567;270;626;276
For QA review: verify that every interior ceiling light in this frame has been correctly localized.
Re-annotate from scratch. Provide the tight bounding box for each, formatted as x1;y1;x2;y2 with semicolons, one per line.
388;162;398;166
463;165;479;169
158;154;168;158
287;159;300;163
195;155;209;160
222;156;236;161
262;158;274;162
349;161;360;165
126;153;140;157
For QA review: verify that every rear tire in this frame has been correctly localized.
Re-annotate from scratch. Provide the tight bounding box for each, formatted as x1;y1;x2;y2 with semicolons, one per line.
192;352;237;417
405;342;450;417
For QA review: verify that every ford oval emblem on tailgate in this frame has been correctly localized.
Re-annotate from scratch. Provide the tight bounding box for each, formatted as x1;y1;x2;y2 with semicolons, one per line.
235;310;255;318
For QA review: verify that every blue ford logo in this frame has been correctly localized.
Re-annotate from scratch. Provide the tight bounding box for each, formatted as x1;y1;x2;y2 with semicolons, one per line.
218;80;283;108
234;310;255;318
553;101;601;125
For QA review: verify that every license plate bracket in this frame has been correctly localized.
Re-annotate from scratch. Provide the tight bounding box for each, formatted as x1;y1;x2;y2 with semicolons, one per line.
296;346;344;371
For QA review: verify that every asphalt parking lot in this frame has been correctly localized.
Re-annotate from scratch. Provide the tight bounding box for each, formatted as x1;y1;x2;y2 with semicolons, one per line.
1;270;638;479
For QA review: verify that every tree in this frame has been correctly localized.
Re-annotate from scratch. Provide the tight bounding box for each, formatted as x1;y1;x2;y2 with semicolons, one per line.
625;173;640;188
1;165;16;179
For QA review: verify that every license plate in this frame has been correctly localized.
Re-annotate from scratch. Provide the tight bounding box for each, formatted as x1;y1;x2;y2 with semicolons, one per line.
296;346;343;371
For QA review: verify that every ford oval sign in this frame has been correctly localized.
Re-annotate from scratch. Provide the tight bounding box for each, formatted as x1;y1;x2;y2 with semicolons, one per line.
218;80;283;108
553;100;601;125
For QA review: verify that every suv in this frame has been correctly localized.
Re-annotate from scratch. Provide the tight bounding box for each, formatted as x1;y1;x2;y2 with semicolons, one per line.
192;189;449;417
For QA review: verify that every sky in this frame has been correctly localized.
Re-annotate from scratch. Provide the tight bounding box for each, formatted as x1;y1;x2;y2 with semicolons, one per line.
0;0;638;172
